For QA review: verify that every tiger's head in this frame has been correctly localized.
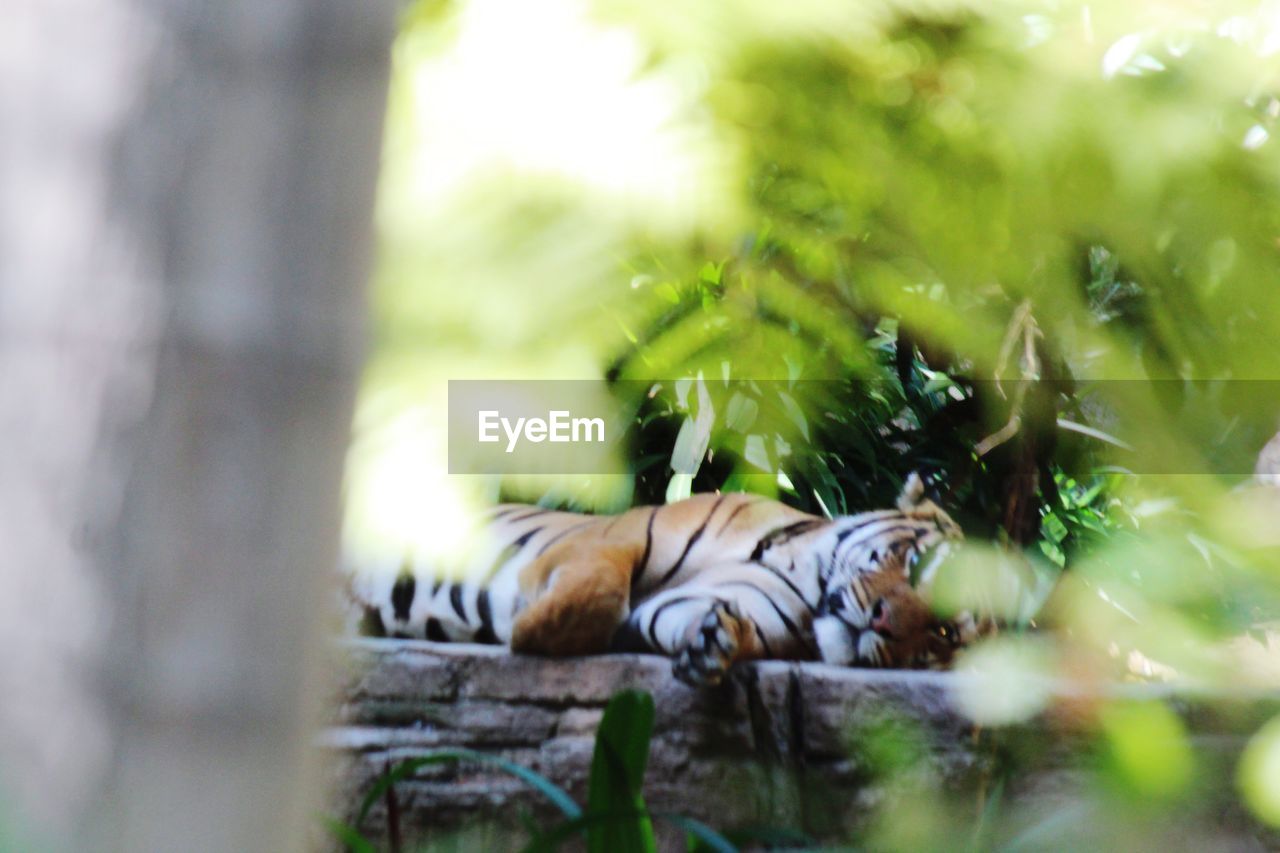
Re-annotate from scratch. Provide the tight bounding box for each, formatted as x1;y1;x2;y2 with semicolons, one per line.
822;473;963;586
866;569;969;667
809;472;973;668
814;561;968;669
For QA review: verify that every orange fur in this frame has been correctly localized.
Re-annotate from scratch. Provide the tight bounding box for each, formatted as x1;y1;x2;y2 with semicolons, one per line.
510;542;636;655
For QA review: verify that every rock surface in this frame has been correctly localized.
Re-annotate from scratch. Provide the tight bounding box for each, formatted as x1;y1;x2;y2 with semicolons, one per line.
324;639;1280;850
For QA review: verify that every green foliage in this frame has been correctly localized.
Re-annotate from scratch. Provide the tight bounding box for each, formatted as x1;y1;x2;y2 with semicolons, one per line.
1037;469;1127;568
584;689;656;853
588;1;1280;659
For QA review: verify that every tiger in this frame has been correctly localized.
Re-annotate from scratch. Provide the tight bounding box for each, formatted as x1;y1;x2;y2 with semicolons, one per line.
347;474;971;686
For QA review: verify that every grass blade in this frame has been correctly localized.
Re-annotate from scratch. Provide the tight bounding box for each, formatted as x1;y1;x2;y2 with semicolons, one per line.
523;810;649;852
658;813;737;853
524;810;739;853
321;816;378;853
357;750;582;825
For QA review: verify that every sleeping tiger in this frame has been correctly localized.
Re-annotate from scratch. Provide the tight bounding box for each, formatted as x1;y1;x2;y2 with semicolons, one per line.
348;474;971;685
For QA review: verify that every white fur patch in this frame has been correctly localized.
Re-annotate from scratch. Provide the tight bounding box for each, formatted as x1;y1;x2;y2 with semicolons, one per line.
814;615;857;665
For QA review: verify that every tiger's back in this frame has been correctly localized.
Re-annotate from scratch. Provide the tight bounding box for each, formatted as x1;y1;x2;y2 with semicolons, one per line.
350;493;807;644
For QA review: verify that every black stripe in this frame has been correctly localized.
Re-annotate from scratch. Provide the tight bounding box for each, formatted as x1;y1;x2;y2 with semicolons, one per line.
476;589;493;631
536;520;595;556
483;527;543;580
391;574;415;622
646;595;702;650
715;498;757;534
507;508;551;523
449;584;467;621
754;622;774;658
829;517;915;570
856;532;916;572
609;618;648;653
718;581;811;652
830;513;897;544
431;578;442;596
657;495;728;586
751;560;817;613
425;617;448;642
829;524;859;564
631;508;658;589
486;506;522;521
841;518;914;552
750;519;825;562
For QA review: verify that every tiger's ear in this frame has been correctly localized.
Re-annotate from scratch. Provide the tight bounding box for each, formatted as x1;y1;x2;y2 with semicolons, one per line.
897;471;926;511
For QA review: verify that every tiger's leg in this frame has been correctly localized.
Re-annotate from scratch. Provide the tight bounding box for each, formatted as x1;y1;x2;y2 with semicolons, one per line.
672;599;766;686
615;586;773;686
509;542;636;657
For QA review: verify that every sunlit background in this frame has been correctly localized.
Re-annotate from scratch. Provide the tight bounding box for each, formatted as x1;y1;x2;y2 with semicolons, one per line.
346;0;1280;844
345;0;739;560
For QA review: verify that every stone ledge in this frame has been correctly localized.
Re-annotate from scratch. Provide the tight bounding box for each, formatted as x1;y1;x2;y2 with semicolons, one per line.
324;639;1280;849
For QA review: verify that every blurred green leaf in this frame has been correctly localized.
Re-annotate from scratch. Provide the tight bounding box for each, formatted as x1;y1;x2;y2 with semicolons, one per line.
1239;714;1280;827
587;690;657;853
1041;513;1069;544
321;816;377;853
1099;701;1195;802
723;392;759;433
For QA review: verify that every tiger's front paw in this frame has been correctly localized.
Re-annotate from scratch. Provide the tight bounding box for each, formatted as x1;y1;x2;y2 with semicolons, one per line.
673;601;744;687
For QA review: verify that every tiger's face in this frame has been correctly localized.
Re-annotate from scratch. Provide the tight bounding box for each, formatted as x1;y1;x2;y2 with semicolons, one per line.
814;567;965;668
860;568;968;667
